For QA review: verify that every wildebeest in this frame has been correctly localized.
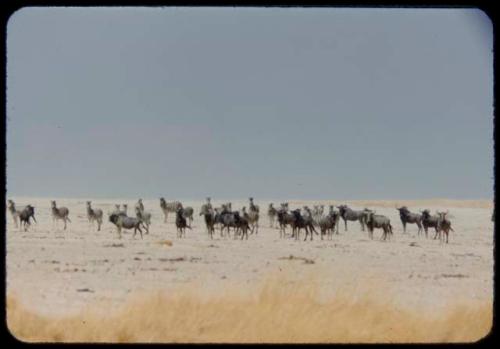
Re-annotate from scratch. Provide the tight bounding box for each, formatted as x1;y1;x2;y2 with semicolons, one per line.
290;209;318;241
175;207;191;238
19;205;36;232
318;210;340;240
178;203;194;227
51;201;71;230
277;207;295;239
7;200;21;228
396;206;423;235
242;206;259;234
108;213;146;239
160;198;181;223
364;211;393;241
337;205;367;231
267;203;277;228
200;204;215;239
135;207;151;234
435;211;454;243
214;209;240;238
86;201;103;231
420;209;439;238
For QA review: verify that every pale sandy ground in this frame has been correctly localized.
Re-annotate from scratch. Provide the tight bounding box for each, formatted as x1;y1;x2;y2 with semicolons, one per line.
6;197;494;319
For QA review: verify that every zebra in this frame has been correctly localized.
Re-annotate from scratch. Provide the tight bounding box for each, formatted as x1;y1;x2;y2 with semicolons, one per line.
135;206;151;234
86;201;103;231
7;200;21;228
160;197;181;223
267;203;277;228
242;206;259;234
51;201;71;230
135;199;144;214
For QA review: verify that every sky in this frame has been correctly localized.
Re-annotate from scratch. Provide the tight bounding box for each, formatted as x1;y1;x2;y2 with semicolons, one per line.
6;7;494;200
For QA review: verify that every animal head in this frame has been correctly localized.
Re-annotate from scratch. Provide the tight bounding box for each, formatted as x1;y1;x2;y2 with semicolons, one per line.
122;204;128;209
109;213;119;224
364;211;375;223
86;201;92;207
396;206;409;213
160;197;165;204
51;201;56;207
115;204;120;210
269;203;274;208
206;197;211;203
436;210;449;220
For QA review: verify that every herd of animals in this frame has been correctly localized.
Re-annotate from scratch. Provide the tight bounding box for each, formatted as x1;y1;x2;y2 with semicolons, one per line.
6;197;494;244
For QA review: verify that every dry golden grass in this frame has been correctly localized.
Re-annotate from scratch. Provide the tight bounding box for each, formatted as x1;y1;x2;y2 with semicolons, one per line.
7;275;492;343
155;239;173;247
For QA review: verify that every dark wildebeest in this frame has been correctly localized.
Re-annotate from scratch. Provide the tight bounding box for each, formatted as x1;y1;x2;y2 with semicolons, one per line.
290;209;318;241
200;204;215;239
364;211;393;241
435;211;454;243
420;209;439;238
51;201;71;230
337;205;367;231
175;207;191;238
86;201;103;231
277;207;295;238
267;203;278;228
160;198;181;223
19;205;36;232
180;204;194;227
396;206;423;235
318;210;341;240
214;209;242;238
108;213;146;239
232;213;251;240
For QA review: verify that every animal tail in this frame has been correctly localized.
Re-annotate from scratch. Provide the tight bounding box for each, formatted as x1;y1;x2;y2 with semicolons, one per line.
66;216;72;222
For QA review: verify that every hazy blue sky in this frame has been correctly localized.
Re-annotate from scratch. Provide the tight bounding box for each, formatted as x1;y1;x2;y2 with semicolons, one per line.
6;7;493;200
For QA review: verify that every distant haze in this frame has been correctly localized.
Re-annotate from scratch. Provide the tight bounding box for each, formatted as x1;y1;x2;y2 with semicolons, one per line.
6;7;494;200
